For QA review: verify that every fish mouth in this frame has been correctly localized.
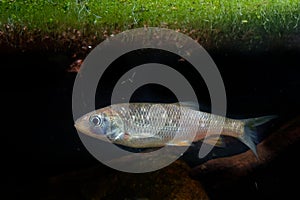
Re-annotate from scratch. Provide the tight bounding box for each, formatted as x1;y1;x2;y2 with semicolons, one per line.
74;121;84;133
74;117;110;141
74;118;90;135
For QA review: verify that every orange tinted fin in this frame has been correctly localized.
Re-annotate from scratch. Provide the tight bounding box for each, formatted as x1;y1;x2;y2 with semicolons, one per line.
203;136;226;147
166;140;191;146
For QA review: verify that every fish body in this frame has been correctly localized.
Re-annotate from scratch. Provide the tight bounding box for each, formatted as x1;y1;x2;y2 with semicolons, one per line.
75;103;275;156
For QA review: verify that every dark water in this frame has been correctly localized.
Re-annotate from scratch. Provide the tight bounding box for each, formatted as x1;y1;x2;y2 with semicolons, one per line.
3;47;300;199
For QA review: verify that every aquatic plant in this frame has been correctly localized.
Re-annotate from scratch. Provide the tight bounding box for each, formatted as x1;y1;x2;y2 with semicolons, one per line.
0;0;299;51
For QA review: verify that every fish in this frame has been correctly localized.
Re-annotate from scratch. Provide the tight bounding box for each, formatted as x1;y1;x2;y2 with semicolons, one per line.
74;102;276;157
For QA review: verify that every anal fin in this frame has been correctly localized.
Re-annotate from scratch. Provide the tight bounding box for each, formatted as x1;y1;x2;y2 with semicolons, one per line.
166;140;191;147
203;136;226;147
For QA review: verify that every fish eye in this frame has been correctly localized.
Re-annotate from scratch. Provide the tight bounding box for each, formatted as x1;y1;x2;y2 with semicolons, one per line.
89;115;103;127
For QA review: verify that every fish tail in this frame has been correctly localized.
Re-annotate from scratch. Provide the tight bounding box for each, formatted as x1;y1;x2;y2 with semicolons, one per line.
239;115;277;158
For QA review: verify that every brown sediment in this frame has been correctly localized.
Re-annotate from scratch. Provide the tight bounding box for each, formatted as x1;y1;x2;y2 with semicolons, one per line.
41;160;209;200
1;24;300;59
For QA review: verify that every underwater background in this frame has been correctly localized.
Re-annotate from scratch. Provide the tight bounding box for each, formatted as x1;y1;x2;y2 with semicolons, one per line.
1;1;300;199
3;46;300;199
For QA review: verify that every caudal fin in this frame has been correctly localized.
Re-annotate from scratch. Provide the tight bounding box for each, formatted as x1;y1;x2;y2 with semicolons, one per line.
239;115;277;157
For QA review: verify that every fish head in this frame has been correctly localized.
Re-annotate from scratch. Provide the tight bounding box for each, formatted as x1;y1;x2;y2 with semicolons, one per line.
74;106;125;142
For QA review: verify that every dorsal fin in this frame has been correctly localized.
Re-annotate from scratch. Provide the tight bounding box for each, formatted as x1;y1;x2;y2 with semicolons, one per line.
173;101;200;111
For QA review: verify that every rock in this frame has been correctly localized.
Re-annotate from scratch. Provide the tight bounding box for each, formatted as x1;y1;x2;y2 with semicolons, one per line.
191;116;300;178
190;116;300;199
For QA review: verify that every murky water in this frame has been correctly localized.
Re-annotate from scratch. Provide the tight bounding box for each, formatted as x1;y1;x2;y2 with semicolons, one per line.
3;48;300;199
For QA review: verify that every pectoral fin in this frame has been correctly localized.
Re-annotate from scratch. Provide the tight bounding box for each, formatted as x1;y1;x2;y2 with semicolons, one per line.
125;134;165;148
130;132;157;139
